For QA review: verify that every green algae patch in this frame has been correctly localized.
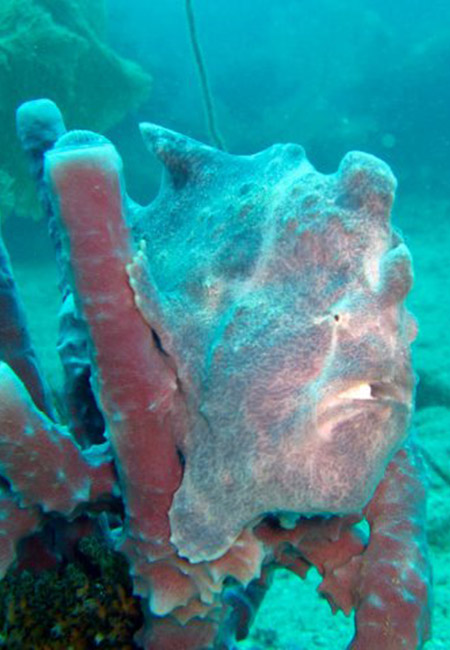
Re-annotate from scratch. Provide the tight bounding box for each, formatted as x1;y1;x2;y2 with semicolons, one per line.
0;0;151;220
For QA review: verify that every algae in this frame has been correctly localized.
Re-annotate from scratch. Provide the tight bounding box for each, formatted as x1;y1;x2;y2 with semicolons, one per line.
0;535;143;648
0;0;151;219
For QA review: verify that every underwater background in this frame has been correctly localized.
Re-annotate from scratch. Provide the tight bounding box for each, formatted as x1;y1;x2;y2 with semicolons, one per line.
0;0;449;648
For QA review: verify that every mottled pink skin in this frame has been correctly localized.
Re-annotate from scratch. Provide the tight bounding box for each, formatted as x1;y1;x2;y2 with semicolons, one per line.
132;127;416;565
0;101;431;650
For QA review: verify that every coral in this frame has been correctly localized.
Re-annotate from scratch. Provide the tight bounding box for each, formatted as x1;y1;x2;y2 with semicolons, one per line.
0;536;143;649
0;0;151;220
0;98;431;648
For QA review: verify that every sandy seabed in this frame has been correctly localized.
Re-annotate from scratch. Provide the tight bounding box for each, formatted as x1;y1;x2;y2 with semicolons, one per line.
6;192;450;650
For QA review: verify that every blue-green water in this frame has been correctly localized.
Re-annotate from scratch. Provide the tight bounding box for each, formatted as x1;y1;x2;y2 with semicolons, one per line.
1;1;449;648
105;0;450;203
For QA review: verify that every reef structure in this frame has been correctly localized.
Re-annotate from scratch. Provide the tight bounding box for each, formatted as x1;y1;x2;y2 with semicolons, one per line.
0;0;151;219
0;98;431;648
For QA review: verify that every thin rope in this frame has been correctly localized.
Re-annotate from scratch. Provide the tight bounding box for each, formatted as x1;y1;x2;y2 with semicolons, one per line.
185;0;226;151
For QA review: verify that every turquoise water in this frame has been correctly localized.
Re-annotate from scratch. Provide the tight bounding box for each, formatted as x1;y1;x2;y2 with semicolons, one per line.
1;1;449;648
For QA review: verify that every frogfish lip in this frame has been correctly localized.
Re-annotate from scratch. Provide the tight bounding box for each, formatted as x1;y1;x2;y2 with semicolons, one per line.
335;380;412;406
316;378;413;433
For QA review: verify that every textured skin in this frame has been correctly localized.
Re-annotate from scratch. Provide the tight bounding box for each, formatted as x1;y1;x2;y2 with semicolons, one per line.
0;99;431;649
132;125;416;562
